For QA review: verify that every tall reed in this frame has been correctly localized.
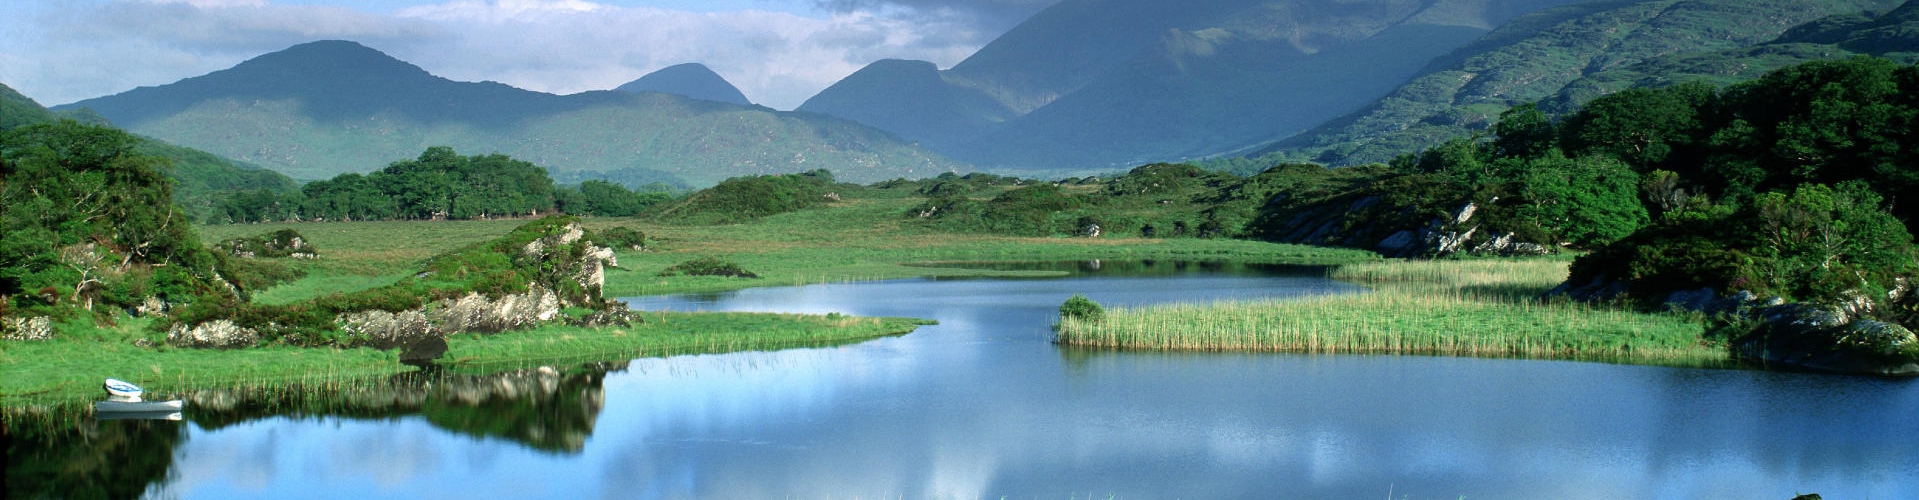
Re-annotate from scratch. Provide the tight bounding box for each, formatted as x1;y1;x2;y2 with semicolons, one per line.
1058;259;1724;366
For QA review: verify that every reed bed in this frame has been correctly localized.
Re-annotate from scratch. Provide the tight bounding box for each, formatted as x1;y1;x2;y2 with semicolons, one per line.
1058;259;1724;366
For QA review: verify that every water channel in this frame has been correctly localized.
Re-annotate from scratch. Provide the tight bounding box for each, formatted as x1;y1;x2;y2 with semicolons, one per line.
8;262;1918;499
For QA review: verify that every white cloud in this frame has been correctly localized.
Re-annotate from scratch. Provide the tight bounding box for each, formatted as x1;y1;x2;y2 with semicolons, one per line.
1;0;1024;110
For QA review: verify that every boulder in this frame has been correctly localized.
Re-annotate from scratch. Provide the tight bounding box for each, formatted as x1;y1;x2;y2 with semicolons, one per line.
338;309;436;349
2;316;53;341
167;319;259;348
435;286;562;334
1735;302;1919;376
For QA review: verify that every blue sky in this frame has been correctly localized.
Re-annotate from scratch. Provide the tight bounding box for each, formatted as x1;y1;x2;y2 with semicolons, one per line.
0;0;1056;110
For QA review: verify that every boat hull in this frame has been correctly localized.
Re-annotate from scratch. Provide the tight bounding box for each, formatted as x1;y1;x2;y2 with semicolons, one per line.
95;400;184;413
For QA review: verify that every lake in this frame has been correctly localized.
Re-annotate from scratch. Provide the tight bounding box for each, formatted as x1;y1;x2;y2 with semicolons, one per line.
9;262;1918;499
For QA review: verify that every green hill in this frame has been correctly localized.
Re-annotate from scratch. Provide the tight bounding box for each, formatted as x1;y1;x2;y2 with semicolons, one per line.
58;41;964;185
1250;0;1907;167
2;82;298;217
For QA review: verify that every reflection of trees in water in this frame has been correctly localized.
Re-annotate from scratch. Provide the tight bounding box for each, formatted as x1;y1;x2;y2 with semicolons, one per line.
5;409;184;500
3;361;622;500
189;361;623;453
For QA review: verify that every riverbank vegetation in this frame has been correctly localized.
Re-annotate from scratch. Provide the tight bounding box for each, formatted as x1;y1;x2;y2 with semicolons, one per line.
1057;259;1724;366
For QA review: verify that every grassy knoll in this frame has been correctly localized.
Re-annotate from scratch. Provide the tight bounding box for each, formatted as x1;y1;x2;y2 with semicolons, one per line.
1058;259;1725;367
1;311;925;404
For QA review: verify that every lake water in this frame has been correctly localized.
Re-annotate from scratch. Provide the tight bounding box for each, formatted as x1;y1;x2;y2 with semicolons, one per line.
9;263;1918;499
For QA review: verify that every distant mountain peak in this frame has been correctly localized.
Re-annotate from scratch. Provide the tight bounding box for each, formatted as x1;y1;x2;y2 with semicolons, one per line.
615;63;752;105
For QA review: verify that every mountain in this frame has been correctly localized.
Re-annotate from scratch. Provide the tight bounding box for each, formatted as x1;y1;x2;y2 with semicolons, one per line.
1249;0;1906;166
614;63;753;106
58;41;962;185
798;0;1585;171
3;82;298;217
796;59;1015;153
2;83;57;130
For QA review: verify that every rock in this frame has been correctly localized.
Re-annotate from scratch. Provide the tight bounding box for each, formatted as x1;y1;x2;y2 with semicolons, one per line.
399;336;448;366
338;309;436;349
1471;232;1552;257
167;320;258;348
1736;302;1919;376
134;296;169;317
2;316;53;341
1376;230;1415;252
435;286;562;334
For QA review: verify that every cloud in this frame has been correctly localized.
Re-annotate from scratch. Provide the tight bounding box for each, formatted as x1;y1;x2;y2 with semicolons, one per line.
1;0;1052;109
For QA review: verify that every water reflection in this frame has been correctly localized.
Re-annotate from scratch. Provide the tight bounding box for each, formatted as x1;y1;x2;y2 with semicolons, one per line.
5;362;619;499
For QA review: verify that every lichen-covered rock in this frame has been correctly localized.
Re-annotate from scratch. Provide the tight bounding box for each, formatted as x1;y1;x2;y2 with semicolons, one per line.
338;309;436;349
2;316;53;341
167;320;259;348
435;286;561;334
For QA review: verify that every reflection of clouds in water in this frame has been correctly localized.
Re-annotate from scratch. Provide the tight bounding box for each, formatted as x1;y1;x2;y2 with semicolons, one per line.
169;420;281;494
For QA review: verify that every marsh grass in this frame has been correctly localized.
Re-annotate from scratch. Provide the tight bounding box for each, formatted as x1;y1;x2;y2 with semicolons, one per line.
1058;259;1724;366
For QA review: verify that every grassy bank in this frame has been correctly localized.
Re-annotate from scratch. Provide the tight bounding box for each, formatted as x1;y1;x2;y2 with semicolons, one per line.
2;312;926;404
1057;259;1725;366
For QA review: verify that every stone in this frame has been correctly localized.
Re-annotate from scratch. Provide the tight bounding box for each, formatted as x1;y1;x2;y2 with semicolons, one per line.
434;286;562;334
338;309;437;349
1375;230;1415;252
2;316;54;341
167;320;259;349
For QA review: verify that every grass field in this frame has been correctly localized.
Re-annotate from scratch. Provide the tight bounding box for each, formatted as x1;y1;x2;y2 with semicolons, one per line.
1057;259;1726;366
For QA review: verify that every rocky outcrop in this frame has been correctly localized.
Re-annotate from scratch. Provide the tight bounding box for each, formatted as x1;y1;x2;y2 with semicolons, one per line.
1266;197;1552;258
434;286;562;334
338;309;435;349
166;319;259;349
1735;302;1919;376
1572;283;1919;376
2;316;53;341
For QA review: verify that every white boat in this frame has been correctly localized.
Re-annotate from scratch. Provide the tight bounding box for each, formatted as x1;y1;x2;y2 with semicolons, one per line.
95;398;185;413
103;378;143;398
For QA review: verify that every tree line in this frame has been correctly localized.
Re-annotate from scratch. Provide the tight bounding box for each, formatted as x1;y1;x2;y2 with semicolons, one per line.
209;146;674;223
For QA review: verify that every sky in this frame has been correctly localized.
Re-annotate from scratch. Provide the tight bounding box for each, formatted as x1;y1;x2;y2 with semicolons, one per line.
0;0;1058;110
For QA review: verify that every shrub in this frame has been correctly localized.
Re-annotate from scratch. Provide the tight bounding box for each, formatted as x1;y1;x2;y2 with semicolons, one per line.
659;257;759;279
1060;294;1104;322
598;226;647;250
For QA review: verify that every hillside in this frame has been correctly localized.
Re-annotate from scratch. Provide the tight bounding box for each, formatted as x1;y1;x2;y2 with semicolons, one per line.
614;63;753;106
798;0;1584;171
1249;0;1907;167
58;41;964;185
1;82;298;217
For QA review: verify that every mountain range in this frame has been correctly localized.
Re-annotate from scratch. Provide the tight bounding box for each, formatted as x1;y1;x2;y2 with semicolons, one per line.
31;0;1919;186
1250;0;1914;166
799;0;1591;170
56;41;961;185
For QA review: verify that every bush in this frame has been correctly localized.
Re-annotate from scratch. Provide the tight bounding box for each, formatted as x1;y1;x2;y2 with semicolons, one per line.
1060;294;1104;322
659;257;759;278
598;226;647;250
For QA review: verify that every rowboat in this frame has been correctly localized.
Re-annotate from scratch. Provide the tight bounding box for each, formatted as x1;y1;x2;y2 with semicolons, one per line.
104;378;143;398
94;399;185;413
